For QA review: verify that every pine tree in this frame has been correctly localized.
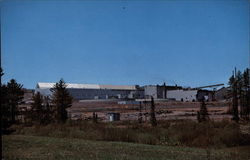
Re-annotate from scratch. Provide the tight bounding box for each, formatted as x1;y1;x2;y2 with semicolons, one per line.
236;71;245;119
1;69;12;130
50;79;72;123
95;113;98;123
31;92;44;125
197;111;201;122
138;101;143;123
43;96;53;124
229;68;239;122
150;96;157;126
228;68;250;121
1;84;11;129
6;79;24;124
198;96;209;122
227;74;235;113
92;112;98;123
241;68;250;120
0;66;3;160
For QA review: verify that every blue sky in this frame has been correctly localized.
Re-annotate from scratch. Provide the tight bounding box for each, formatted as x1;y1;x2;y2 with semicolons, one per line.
1;0;249;89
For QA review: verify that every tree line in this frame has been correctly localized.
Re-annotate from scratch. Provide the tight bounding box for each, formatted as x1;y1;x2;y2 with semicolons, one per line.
197;67;249;123
1;74;73;130
228;68;250;122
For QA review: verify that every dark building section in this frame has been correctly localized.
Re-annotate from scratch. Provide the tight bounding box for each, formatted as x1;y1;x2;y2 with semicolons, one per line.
214;87;229;101
197;90;214;102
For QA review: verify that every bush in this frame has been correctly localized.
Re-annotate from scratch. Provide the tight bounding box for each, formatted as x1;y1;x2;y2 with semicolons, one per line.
167;120;250;147
215;122;250;147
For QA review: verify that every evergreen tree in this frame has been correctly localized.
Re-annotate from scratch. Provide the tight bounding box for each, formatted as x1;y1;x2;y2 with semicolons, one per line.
0;69;12;131
0;67;3;160
31;92;44;125
43;96;53;124
150;96;157;126
228;68;250;121
241;68;250;120
138;101;143;123
197;111;201;122
1;84;11;129
236;71;245;119
229;69;239;122
0;67;3;82
92;112;98;123
50;79;72;123
228;74;235;91
197;96;209;122
6;79;24;123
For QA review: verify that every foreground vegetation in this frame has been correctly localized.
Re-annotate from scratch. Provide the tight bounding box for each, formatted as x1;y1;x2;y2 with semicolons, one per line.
10;120;250;148
4;111;250;160
3;135;250;160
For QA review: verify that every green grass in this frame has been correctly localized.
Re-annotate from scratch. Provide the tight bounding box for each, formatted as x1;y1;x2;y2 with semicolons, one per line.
3;135;250;160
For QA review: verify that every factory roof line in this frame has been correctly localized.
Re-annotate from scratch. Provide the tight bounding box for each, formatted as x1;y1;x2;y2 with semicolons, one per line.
36;82;137;90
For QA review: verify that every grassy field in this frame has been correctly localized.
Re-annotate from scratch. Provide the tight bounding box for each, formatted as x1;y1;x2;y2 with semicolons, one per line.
11;120;250;147
3;135;250;160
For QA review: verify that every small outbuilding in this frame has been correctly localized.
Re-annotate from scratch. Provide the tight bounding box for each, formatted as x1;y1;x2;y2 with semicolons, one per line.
107;113;120;122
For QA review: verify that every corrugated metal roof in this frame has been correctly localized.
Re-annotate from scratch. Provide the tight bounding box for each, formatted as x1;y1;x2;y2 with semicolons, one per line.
67;83;100;89
37;83;56;89
37;82;136;90
100;85;136;90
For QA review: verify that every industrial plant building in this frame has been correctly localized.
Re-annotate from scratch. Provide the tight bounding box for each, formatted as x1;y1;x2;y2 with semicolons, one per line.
35;82;144;100
144;84;217;102
144;84;182;99
35;82;221;102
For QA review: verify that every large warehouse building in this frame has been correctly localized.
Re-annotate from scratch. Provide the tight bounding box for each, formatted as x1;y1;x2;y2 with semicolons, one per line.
35;82;144;100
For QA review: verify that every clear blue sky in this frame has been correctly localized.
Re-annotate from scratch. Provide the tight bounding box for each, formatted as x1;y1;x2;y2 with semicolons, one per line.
1;0;249;89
